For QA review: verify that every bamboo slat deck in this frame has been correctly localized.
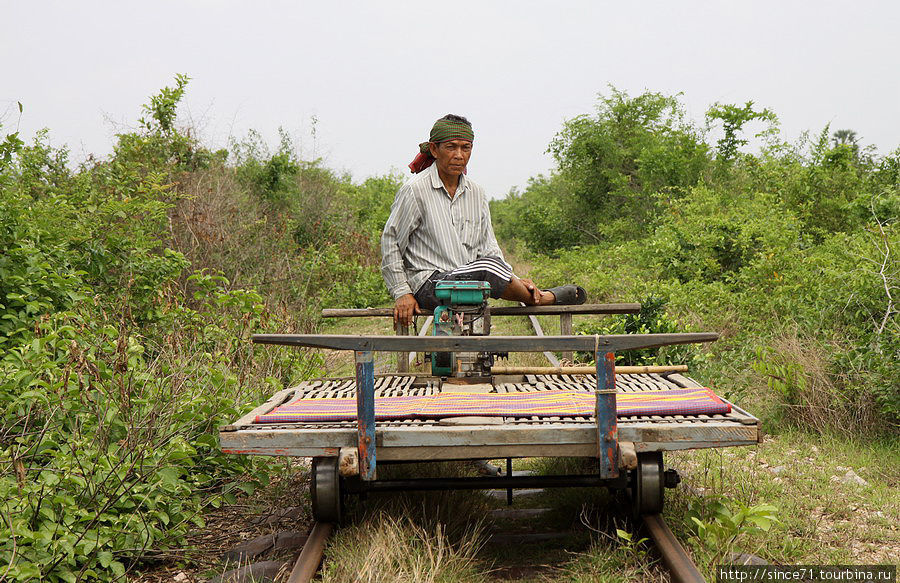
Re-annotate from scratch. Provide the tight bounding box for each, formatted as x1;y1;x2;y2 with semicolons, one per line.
219;373;760;460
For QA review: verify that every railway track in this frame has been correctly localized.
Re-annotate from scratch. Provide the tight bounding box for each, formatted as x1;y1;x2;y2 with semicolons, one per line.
643;513;706;583
284;521;332;583
285;511;706;583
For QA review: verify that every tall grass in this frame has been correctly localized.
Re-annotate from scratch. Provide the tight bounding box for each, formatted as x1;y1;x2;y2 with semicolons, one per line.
321;513;488;583
319;462;492;583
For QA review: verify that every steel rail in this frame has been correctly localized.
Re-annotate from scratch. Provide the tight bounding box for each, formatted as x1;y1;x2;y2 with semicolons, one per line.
520;301;561;367
283;505;705;583
286;521;333;583
643;514;706;583
279;496;702;583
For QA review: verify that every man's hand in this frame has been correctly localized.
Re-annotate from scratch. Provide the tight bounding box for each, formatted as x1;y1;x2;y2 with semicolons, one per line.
518;278;542;304
393;293;421;327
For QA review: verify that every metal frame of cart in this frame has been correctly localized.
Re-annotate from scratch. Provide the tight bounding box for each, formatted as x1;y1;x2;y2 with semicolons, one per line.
219;305;761;522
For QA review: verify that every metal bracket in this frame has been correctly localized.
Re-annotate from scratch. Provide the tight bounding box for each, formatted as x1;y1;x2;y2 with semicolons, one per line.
355;351;376;481
596;351;619;478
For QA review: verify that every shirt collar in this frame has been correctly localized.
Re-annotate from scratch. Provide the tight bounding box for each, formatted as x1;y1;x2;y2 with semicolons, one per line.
428;162;468;199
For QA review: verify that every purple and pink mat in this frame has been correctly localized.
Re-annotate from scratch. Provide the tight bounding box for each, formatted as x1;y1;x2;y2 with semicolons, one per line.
253;387;731;424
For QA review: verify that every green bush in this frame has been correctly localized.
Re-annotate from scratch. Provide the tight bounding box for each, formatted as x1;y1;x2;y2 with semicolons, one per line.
1;77;372;580
546;87;710;242
495;87;899;431
491;176;582;255
646;185;801;284
0;284;285;581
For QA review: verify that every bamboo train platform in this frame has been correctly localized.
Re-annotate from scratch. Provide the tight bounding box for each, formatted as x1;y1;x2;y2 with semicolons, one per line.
219;371;760;461
220;302;761;522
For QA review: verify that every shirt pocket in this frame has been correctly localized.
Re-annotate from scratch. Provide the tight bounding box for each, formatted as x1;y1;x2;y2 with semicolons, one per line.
460;217;480;251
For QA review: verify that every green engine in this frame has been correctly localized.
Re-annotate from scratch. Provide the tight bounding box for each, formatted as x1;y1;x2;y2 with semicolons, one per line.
430;280;493;377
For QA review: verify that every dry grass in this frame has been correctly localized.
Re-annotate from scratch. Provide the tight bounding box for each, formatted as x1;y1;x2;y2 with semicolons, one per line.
753;331;881;435
320;513;488;583
169;163;386;335
170;168;320;327
318;462;492;582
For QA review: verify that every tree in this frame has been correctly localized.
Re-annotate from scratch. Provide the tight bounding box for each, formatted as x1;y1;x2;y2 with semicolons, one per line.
832;129;859;147
546;88;709;241
706;101;778;162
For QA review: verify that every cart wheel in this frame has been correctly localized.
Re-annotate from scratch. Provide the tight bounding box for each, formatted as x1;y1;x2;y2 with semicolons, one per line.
630;452;664;517
311;457;341;523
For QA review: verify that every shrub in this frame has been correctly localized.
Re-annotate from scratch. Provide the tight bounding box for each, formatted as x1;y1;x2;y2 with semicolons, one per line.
546;87;710;242
0;77;362;580
494;87;899;432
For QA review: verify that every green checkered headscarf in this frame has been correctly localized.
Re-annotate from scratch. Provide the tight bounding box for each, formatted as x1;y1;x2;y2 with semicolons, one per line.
419;118;475;153
408;117;475;173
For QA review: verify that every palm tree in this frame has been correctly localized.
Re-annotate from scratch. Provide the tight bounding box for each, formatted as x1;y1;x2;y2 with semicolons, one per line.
832;129;858;147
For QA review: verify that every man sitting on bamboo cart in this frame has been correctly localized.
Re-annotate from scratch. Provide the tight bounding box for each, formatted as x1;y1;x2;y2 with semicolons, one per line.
382;114;586;327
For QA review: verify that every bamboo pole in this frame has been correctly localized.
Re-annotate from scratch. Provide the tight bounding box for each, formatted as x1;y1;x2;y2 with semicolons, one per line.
321;303;641;318
491;365;688;375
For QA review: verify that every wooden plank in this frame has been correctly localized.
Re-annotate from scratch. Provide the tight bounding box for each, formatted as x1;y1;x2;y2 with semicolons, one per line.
381;439;758;458
665;373;702;388
395;322;409;373
437;416;504;426
321;303;641;318
251;333;719;353
220;418;758;450
376;420;757;446
484;303;643;315
560;312;573;363
408;315;433;368
440;383;493;393
221;387;298;430
220;445;342;457
219;439;758;459
377;444;593;460
221;427;758;458
725;402;760;425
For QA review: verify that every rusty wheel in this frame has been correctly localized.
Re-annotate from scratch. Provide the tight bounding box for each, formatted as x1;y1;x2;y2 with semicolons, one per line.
630;452;664;517
311;457;341;523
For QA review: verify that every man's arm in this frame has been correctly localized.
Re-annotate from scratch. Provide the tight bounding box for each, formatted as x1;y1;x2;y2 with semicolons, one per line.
381;186;422;325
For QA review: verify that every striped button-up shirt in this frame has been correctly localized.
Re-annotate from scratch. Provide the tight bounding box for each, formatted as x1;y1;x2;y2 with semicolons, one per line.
381;163;507;300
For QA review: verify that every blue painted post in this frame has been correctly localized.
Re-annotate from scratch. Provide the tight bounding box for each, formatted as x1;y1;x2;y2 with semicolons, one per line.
595;351;619;478
355;350;376;481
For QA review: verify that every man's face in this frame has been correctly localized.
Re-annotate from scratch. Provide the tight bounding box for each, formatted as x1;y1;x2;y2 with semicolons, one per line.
429;139;472;177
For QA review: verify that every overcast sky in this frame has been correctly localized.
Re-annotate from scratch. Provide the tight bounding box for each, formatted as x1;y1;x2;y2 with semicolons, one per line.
4;1;899;197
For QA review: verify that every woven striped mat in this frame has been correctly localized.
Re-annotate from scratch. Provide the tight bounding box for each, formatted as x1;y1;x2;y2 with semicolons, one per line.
254;388;730;424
